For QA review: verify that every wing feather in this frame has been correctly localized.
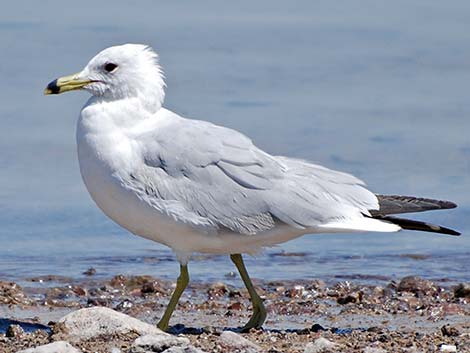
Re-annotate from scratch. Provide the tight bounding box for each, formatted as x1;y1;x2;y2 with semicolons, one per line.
120;113;379;235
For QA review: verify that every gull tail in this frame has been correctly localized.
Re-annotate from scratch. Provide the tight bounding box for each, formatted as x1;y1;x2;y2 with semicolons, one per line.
369;195;460;236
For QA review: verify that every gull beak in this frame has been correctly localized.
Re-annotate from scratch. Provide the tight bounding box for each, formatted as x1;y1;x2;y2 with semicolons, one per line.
44;72;92;95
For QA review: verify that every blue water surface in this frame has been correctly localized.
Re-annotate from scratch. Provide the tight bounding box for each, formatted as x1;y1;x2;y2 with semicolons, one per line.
0;1;469;285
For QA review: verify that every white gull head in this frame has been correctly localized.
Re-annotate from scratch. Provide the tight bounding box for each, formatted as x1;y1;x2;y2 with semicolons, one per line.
46;44;166;113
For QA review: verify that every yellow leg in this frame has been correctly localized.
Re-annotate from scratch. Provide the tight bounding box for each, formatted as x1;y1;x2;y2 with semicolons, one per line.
230;254;267;331
157;264;189;331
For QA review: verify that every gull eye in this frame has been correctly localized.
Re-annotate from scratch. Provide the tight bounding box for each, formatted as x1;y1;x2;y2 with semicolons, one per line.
104;63;118;72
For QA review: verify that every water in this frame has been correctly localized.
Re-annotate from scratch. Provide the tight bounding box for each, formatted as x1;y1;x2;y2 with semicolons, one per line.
0;1;469;286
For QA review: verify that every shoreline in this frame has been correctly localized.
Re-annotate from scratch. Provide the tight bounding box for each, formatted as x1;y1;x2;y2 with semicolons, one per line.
1;274;468;352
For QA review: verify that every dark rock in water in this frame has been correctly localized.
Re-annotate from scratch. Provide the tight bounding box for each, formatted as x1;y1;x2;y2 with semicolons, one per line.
453;283;470;298
310;323;327;332
82;267;96;276
28;275;72;283
397;276;437;295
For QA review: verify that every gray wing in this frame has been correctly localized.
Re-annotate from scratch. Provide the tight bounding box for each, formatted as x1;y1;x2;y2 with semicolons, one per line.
371;195;457;216
119;114;379;235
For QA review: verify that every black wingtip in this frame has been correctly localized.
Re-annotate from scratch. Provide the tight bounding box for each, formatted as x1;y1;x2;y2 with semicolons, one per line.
443;200;458;210
373;215;461;236
443;228;461;236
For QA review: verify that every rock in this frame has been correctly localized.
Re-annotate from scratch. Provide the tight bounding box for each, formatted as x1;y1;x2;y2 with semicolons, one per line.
141;281;164;294
17;341;83;353
336;294;357;305
363;347;388;353
286;285;307;298
310;279;326;291
441;325;460;337
453;283;470;298
227;301;244;311
28;275;72;283
83;267;96;276
207;282;228;298
397;276;436;295
219;331;261;352
6;324;24;338
162;347;206;353
130;334;190;352
440;344;457;352
401;347;422;353
310;324;327;332
56;307;166;342
71;286;87;296
303;337;338;353
0;281;30;305
109;275;157;293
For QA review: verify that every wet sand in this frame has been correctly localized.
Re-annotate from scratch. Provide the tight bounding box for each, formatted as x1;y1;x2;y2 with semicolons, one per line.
0;274;469;352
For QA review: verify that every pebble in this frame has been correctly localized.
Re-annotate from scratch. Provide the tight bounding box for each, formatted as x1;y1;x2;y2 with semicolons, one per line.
161;347;206;353
441;325;460;337
207;282;228;298
0;280;29;305
287;285;307;298
363;347;388;353
227;301;244;311
219;331;261;352
453;283;470;298
6;324;24;338
17;341;83;353
303;337;338;353
130;334;190;352
397;276;436;295
440;344;457;352
141;281;164;294
336;294;357;305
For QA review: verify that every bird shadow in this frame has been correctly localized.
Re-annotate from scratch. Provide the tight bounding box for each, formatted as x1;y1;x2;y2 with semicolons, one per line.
0;318;52;334
167;323;365;336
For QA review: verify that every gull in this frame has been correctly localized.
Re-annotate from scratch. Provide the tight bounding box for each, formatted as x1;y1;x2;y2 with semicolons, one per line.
45;44;459;331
